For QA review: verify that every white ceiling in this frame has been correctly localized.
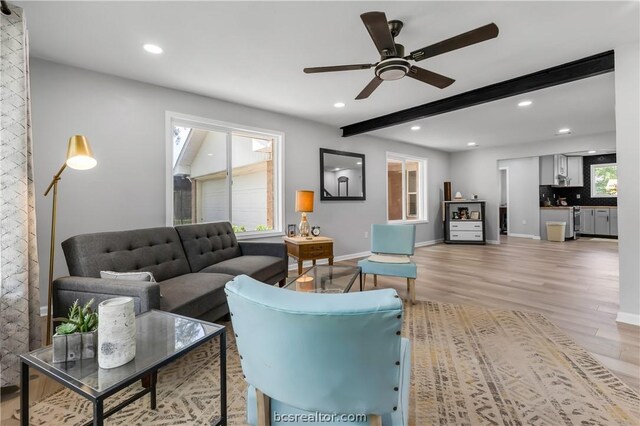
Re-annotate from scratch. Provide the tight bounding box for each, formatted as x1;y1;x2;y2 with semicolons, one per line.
16;1;639;151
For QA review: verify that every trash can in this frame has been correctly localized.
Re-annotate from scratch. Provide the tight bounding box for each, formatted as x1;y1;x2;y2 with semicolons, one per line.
546;221;566;242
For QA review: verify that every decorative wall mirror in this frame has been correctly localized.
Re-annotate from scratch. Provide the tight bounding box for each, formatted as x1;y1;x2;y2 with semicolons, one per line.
320;148;366;201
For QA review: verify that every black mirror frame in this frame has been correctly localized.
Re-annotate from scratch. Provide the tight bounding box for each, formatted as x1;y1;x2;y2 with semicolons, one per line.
319;148;366;201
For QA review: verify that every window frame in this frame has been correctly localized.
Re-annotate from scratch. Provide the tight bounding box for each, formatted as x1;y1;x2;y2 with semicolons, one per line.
385;152;429;224
165;111;285;239
590;162;618;198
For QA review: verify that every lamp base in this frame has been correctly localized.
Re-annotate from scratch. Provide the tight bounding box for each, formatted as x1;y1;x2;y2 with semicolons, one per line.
299;213;310;237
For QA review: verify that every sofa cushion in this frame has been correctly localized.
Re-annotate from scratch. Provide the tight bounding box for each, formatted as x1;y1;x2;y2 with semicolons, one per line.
159;273;234;318
200;255;283;283
176;222;242;272
62;227;191;282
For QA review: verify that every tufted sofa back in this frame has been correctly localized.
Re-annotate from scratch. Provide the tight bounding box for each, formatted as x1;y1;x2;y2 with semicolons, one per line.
62;227;191;282
175;221;242;272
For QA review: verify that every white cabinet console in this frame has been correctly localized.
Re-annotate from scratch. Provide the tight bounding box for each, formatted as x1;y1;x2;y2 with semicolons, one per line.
444;201;486;244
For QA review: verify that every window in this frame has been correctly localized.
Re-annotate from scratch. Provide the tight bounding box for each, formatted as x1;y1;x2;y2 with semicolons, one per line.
386;153;427;222
590;163;617;198
168;112;284;237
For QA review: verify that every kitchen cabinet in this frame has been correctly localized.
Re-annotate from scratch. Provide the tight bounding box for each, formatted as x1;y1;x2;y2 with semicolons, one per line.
556;154;568;177
566;156;584;187
610;208;618;236
539;154;571;186
595;209;610;235
581;208;595;234
540;208;574;240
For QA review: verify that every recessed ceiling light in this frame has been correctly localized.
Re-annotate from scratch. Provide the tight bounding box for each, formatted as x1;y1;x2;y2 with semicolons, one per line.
333;102;345;108
207;153;213;156
467;142;477;147
557;128;571;134
518;100;533;107
334;168;340;171
143;44;163;54
588;150;597;154
410;125;421;131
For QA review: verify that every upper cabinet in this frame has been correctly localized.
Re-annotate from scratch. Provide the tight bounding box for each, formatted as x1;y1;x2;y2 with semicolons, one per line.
539;154;583;187
566;156;583;187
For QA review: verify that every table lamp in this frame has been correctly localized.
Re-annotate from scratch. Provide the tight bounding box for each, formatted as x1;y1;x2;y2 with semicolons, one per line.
44;135;97;344
295;190;314;237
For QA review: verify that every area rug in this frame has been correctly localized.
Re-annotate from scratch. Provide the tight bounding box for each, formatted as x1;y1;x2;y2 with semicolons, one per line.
21;301;639;425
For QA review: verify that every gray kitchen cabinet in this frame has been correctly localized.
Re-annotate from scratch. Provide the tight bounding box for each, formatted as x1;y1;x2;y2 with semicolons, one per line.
581;208;595;234
540;154;573;186
540;208;574;240
609;208;618;236
594;209;610;235
556;154;568;177
566;156;584;187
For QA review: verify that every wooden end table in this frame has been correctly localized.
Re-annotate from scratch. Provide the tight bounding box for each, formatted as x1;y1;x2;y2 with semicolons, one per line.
284;236;334;275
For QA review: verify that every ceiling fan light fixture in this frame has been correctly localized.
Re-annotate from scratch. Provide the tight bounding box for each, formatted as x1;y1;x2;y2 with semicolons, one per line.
375;58;410;81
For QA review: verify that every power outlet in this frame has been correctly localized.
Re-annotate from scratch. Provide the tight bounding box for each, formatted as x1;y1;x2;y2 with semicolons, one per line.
576;194;581;199
364;231;369;238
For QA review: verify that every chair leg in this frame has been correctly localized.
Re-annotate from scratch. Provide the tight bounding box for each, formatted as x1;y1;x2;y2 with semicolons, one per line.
256;388;271;426
370;414;382;426
362;273;367;290
373;274;378;287
407;278;416;305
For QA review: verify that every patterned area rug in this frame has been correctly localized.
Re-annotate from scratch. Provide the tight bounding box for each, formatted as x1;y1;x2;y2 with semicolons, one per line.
22;301;639;425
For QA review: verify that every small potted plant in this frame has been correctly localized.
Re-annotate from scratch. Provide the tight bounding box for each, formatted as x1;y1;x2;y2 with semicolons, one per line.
52;299;99;363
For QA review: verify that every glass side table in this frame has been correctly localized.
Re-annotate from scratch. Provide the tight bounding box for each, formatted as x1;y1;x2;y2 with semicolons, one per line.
20;310;226;426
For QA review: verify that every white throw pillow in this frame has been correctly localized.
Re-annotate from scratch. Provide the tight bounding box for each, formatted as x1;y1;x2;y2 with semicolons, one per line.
100;271;156;282
100;270;162;297
367;254;411;264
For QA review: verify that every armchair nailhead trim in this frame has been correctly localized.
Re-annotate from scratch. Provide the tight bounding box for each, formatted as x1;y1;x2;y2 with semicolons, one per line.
235;333;238;337
396;331;401;335
394;387;399;391
394;295;399;298
395;361;400;366
393;406;397;411
397;314;401;319
240;355;243;360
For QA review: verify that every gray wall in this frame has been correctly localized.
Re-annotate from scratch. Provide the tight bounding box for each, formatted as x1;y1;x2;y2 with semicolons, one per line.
450;132;616;243
497;157;540;237
30;58;450;309
614;43;640;322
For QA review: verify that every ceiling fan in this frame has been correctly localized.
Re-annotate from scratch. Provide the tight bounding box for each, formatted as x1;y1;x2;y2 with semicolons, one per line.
303;11;499;100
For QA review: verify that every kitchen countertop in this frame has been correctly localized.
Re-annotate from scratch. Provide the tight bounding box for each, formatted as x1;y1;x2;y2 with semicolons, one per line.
540;206;573;209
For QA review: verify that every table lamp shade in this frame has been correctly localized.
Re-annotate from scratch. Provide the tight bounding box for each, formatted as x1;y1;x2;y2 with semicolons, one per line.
295;190;314;213
66;135;97;170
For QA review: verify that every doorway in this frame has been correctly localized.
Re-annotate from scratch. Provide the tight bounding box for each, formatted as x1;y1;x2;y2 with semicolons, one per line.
499;167;509;235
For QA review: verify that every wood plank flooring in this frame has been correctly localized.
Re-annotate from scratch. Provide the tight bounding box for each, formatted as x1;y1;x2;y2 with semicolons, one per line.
1;236;638;425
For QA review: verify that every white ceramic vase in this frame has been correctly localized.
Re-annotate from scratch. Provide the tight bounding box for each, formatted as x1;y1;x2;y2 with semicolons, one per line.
98;297;136;369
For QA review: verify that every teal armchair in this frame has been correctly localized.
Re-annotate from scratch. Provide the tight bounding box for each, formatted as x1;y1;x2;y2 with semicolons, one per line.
358;224;417;304
225;274;411;426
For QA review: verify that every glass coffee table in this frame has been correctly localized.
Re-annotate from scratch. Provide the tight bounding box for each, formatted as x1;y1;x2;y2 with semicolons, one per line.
283;265;362;293
20;310;226;426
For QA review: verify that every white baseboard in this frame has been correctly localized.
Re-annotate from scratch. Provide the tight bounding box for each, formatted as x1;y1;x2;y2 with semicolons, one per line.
532;236;541;240
486;239;500;245
616;311;640;326
508;233;538;239
415;238;443;248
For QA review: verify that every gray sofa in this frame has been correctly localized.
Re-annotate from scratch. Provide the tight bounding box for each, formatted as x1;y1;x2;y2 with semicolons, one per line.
53;221;287;322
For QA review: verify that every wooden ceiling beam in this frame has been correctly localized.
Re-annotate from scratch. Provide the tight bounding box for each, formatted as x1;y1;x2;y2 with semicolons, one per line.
340;50;614;137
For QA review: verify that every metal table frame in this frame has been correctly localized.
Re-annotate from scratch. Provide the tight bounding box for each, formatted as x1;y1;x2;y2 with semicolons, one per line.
20;310;227;426
284;265;363;293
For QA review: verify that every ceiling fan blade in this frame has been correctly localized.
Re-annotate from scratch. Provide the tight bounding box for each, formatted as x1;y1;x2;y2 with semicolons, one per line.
407;66;455;89
303;64;374;74
355;76;383;100
408;23;499;62
361;11;397;57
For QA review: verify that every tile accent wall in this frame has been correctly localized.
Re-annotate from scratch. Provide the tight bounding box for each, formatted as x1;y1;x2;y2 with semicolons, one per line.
539;154;617;207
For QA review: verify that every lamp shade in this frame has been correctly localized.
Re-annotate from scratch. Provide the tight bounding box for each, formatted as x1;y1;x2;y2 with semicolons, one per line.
295;190;314;213
65;135;97;170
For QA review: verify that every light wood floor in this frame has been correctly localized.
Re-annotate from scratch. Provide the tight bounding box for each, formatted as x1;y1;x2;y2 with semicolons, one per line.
2;236;638;424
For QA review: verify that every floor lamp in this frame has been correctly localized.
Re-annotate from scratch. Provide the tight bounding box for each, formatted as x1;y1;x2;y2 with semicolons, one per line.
44;135;97;345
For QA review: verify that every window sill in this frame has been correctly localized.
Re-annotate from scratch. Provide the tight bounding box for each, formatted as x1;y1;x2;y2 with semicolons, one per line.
235;230;285;240
387;220;430;225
